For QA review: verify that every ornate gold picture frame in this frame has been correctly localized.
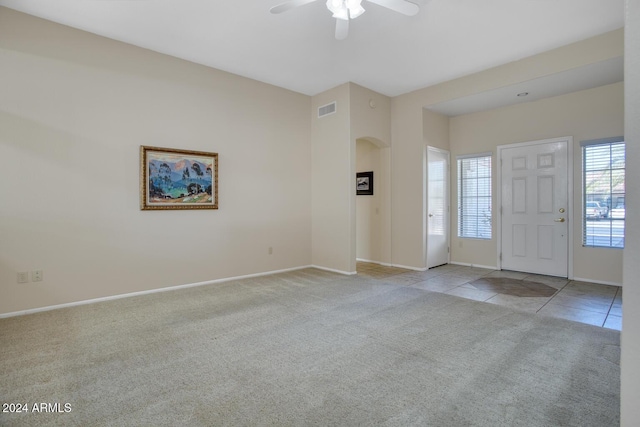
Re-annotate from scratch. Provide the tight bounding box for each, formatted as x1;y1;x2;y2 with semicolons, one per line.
140;146;218;210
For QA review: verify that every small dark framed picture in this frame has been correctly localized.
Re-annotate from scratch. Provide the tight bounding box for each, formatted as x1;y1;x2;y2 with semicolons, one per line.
356;171;373;196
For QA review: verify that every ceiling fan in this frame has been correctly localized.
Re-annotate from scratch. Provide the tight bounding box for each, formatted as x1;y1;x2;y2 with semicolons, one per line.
270;0;420;40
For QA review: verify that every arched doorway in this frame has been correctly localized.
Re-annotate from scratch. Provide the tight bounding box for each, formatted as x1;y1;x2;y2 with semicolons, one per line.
355;136;391;268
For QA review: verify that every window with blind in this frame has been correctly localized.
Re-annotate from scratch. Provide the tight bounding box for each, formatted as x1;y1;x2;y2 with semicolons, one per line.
457;154;492;239
582;138;625;248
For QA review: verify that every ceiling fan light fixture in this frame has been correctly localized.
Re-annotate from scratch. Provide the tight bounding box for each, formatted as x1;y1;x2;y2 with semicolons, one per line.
332;7;350;20
347;0;365;18
349;5;365;19
274;0;418;40
326;0;343;14
326;0;365;20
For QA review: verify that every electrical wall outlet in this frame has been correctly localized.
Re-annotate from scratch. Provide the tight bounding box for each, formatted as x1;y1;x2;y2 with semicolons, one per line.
32;270;43;282
17;272;29;283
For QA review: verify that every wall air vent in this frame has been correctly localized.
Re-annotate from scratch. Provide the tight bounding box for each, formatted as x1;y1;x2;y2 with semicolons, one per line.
318;102;337;118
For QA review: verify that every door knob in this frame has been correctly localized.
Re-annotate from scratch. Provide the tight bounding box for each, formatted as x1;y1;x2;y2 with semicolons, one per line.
554;218;565;222
428;213;434;217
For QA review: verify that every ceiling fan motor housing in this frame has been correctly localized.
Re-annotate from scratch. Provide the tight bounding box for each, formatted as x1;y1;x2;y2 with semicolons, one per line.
326;0;365;20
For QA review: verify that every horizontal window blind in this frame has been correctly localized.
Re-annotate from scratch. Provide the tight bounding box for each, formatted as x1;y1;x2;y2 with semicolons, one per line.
457;154;492;239
582;140;625;248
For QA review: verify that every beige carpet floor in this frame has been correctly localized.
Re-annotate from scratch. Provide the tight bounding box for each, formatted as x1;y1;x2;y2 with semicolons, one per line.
0;268;620;426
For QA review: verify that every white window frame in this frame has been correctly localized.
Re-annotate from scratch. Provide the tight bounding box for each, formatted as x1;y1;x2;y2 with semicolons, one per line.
581;137;625;249
457;152;492;240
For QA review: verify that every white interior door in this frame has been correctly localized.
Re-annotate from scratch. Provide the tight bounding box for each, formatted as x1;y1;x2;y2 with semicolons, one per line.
500;139;569;277
427;147;450;268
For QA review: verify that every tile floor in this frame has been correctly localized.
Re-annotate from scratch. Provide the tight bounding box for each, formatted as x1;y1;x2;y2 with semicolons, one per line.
356;262;622;330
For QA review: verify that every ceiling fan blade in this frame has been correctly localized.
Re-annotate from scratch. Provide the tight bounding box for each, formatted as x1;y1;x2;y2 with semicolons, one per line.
270;0;319;14
335;18;349;40
366;0;419;16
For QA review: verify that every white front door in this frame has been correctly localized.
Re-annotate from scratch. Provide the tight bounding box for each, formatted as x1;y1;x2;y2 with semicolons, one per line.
427;147;450;268
500;138;570;277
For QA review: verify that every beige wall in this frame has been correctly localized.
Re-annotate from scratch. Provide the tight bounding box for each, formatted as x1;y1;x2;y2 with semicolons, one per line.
351;83;392;266
0;8;630;316
423;109;450;152
2;4;637;422
311;84;353;273
449;82;624;282
0;8;312;314
390;97;427;268
349;83;392;147
356;139;382;262
1;8;637;416
622;0;640;424
311;83;391;273
391;29;623;271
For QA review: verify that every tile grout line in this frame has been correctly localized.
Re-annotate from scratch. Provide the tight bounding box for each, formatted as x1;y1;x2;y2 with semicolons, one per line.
535;279;570;314
602;286;622;328
358;262;620;329
603;292;616;327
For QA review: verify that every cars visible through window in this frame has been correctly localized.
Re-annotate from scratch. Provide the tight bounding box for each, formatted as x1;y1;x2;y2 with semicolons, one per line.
582;138;625;248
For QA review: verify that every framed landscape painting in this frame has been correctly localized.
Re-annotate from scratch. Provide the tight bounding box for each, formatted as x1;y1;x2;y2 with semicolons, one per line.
140;146;218;210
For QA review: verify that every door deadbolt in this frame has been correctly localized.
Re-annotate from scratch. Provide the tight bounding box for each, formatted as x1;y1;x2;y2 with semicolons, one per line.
559;208;565;213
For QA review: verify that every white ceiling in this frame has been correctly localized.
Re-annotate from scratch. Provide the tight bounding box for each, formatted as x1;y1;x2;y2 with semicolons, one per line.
0;0;625;98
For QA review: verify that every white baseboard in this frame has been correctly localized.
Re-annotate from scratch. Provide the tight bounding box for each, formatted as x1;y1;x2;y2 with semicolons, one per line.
356;259;434;272
449;262;498;270
356;258;392;267
390;263;427;272
572;277;622;287
0;265;314;319
358;260;498;272
311;265;357;275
